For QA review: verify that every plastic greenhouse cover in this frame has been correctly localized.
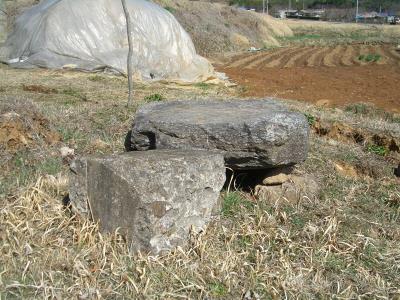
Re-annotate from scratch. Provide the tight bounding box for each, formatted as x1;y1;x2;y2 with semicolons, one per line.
0;0;214;82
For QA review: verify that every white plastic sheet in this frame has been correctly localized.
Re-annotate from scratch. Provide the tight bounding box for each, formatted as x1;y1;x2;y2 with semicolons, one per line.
0;0;214;82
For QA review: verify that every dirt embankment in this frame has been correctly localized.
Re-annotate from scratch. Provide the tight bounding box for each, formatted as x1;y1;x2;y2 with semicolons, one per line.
0;97;60;153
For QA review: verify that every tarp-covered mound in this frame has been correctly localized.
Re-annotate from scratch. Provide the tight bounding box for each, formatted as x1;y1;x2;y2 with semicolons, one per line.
0;0;214;82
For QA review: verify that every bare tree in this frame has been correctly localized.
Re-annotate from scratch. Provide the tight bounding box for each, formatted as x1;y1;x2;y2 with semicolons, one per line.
121;0;134;106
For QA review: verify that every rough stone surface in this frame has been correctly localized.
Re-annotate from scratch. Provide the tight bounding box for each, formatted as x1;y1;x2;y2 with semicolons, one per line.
262;166;293;185
127;99;309;170
262;173;290;185
69;150;226;254
255;174;319;203
69;158;89;216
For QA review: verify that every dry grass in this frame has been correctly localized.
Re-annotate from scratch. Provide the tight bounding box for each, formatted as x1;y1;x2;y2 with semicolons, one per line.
1;142;399;298
0;64;400;298
154;0;293;55
2;0;39;32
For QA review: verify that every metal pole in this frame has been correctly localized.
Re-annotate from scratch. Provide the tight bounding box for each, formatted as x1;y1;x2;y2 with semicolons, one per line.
356;0;359;23
121;0;134;106
263;0;265;13
289;0;291;10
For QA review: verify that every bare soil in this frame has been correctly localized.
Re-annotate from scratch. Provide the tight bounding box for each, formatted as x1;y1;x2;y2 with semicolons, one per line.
219;44;400;113
0;97;60;152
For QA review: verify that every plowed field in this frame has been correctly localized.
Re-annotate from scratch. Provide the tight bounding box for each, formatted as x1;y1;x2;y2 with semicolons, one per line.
219;44;400;112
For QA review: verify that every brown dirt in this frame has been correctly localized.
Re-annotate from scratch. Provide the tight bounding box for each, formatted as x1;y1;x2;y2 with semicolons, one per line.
312;119;400;153
0;98;61;152
333;160;385;180
340;45;355;66
257;48;294;69
22;84;58;94
218;44;400;112
306;47;330;67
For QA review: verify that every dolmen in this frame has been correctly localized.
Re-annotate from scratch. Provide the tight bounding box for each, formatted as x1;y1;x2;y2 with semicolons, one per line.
69;99;309;254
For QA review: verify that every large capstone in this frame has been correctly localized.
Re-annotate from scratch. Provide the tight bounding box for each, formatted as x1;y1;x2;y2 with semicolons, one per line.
127;99;309;169
69;150;226;254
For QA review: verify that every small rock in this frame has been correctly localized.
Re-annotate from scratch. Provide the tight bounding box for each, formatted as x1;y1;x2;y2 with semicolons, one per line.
1;112;20;119
91;138;108;151
256;174;319;203
327;139;339;146
243;290;261;300
255;184;283;202
60;146;74;158
263;173;290;185
262;166;293;185
291;174;320;196
60;146;75;164
305;223;319;235
315;99;331;107
334;161;359;178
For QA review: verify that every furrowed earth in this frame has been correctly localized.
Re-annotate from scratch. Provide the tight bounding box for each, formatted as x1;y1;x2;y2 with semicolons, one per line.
218;43;400;113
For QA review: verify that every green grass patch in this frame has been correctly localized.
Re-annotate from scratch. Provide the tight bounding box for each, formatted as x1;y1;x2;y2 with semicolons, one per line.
291;215;306;229
345;103;369;115
304;113;316;126
12;152;35;187
144;93;164;102
366;144;388;156
280;34;322;41
1;152;63;196
358;53;381;63
88;75;105;82
349;32;370;40
325;254;348;273
38;157;62;175
194;82;211;90
209;282;227;296
237;235;252;248
222;192;254;217
345;103;400;123
60;87;87;101
164;6;175;14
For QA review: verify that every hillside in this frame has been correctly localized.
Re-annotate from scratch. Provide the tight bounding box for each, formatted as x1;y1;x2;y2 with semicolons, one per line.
155;0;294;55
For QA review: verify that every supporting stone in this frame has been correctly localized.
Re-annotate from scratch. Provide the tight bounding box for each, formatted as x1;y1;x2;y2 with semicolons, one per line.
69;150;226;254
